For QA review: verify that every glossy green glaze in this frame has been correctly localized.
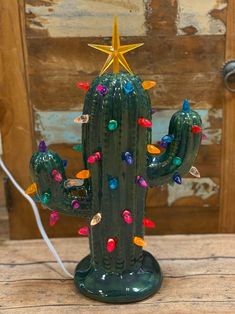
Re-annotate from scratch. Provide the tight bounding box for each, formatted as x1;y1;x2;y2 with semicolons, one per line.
74;250;162;303
29;72;202;303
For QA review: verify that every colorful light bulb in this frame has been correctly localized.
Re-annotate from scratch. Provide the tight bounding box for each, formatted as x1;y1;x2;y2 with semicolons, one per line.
71;199;80;209
41;192;51;205
172;157;182;166
74;114;89;124
33;194;40;202
173;173;182;185
142;80;156;90
76;81;90;91
122;152;134;165
78;226;89;236
107;120;118;131
90;213;102;226
133;236;146;247
202;133;208;141
87;152;102;164
96;84;108;95
49;210;60;227
76;169;90;179
136;176;148;188
137;117;152;128
191;125;202;134
107;238;117;252
64;179;84;189
108;177;119;190
123;82;134;95
25;182;37;195
157;141;168;149
182;99;191;113
189;166;200;178
73;144;83;152
147;144;161;154
143;218;156;228
51;170;63;182
38;140;47;152
121;210;133;224
62;160;68;168
161;134;174;143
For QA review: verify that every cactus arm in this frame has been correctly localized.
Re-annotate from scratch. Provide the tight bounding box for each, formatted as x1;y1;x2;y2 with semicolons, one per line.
30;148;91;217
147;109;202;187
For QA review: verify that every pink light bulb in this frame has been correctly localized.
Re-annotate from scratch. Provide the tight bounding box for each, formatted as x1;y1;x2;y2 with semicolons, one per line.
121;210;133;224
78;226;89;236
49;211;60;227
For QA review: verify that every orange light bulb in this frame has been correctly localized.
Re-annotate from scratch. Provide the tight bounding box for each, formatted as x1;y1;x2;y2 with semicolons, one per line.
147;144;161;154
142;80;156;90
76;170;90;179
133;236;146;247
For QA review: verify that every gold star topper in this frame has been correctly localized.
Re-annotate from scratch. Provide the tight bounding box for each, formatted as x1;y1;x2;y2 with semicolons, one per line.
88;17;144;75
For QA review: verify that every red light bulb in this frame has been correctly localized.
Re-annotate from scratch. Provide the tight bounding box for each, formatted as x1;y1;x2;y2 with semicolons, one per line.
137;118;152;128
143;218;156;228
107;238;116;252
191;125;202;134
76;81;90;91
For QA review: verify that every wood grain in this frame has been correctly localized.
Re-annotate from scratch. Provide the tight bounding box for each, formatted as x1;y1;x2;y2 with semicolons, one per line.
0;1;35;239
0;235;234;313
220;0;235;232
2;0;226;238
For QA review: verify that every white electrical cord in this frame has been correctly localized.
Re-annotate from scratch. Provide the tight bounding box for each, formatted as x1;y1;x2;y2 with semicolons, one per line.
0;157;74;279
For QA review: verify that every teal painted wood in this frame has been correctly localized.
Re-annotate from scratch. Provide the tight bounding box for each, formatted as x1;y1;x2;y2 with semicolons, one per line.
29;72;202;303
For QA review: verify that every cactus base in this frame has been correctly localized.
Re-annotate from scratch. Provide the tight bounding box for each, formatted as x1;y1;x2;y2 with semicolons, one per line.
74;250;162;303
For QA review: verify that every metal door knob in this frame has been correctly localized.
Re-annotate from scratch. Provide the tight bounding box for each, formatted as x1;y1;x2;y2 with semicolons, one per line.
222;60;235;92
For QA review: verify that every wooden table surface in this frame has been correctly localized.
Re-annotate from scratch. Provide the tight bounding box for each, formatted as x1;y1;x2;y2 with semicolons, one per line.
0;234;234;313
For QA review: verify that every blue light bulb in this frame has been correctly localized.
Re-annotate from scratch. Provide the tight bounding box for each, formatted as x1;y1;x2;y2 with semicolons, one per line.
173;173;182;185
122;152;134;165
161;135;174;144
108;177;119;190
182;99;191;113
63;160;68;168
123;82;134;95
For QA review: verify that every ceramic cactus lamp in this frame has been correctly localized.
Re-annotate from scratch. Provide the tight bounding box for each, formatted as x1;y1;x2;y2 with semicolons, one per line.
27;18;202;303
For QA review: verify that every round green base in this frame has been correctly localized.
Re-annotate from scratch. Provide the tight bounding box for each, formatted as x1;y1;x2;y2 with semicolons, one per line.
74;250;162;303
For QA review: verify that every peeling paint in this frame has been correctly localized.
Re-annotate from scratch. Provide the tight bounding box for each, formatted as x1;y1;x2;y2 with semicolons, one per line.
167;178;219;206
35;109;222;145
26;0;147;37
176;0;227;35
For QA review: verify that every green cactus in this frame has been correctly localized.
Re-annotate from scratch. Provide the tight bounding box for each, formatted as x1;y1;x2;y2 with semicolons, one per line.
29;71;202;303
28;18;202;304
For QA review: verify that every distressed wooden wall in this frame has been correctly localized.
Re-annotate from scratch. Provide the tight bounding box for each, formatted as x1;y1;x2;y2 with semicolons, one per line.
4;0;228;238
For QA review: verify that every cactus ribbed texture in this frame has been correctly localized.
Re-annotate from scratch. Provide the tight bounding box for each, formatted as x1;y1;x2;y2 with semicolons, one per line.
29;72;202;303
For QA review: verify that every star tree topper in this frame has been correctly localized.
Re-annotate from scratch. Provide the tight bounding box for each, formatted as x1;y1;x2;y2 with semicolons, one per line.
88;17;144;75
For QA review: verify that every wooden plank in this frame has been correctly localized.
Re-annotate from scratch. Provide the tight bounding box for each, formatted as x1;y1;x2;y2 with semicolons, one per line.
28;72;224;111
25;0;147;38
0;235;234;313
220;0;235;232
1;303;234;314
0;1;35;239
26;36;225;76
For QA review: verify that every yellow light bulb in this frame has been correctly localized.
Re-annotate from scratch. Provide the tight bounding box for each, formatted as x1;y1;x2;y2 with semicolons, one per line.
142;81;156;90
75;170;90;179
133;236;146;247
147;144;161;154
